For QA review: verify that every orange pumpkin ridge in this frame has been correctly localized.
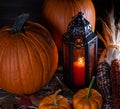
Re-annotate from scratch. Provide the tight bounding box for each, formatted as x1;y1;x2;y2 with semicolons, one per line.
0;14;58;95
39;89;71;109
73;76;103;109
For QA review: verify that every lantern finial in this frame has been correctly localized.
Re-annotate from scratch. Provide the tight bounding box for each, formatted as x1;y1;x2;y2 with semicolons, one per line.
67;12;92;37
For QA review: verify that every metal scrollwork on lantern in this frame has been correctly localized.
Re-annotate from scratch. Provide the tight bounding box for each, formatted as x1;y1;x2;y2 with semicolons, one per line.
62;12;98;91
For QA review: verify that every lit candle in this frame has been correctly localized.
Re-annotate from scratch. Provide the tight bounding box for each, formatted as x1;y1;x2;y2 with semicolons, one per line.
73;57;85;86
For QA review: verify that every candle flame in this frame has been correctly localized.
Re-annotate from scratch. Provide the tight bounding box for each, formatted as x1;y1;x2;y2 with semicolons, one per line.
78;57;84;65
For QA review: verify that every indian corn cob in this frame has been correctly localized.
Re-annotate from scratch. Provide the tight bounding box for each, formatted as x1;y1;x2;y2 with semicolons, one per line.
111;60;120;108
96;9;120;109
96;62;113;108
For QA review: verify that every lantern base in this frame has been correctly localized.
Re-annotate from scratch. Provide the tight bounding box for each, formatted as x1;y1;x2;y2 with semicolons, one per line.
63;78;90;92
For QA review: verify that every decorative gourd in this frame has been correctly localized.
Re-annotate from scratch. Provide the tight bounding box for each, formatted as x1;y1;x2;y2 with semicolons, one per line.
39;89;71;109
0;14;58;95
41;0;96;51
73;76;103;109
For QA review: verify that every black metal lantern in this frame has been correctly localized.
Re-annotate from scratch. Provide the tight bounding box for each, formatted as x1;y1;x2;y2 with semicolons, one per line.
62;12;98;91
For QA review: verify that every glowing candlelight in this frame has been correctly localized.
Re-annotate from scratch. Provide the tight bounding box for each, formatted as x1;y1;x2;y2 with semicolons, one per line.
73;57;85;86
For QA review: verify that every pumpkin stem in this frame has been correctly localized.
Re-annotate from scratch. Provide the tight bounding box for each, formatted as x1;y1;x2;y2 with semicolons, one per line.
11;13;29;33
53;89;62;106
86;76;95;99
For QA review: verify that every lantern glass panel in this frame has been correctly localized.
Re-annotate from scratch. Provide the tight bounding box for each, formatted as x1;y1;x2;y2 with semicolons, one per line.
73;47;85;87
63;42;69;81
89;43;96;78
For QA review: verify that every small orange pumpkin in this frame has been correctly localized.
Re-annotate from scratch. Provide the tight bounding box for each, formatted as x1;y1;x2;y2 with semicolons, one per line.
41;0;96;51
73;76;103;109
39;89;71;109
0;14;58;95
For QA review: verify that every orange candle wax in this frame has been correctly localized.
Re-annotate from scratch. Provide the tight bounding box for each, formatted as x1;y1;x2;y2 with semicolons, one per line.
73;57;85;86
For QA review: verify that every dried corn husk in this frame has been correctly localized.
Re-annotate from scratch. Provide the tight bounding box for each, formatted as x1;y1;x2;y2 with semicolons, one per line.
98;10;120;66
96;9;120;109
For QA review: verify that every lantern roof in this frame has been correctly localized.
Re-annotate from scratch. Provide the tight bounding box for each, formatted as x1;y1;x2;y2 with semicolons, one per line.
63;12;97;45
67;12;92;37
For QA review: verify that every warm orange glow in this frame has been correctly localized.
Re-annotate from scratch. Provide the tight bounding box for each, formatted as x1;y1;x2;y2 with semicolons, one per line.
77;57;85;66
73;57;85;86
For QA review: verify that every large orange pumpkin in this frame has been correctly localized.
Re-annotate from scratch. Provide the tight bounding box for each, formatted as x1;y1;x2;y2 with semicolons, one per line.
0;14;58;95
41;0;96;51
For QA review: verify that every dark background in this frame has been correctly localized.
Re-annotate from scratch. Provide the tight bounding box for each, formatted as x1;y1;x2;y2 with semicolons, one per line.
0;0;44;27
0;0;119;27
